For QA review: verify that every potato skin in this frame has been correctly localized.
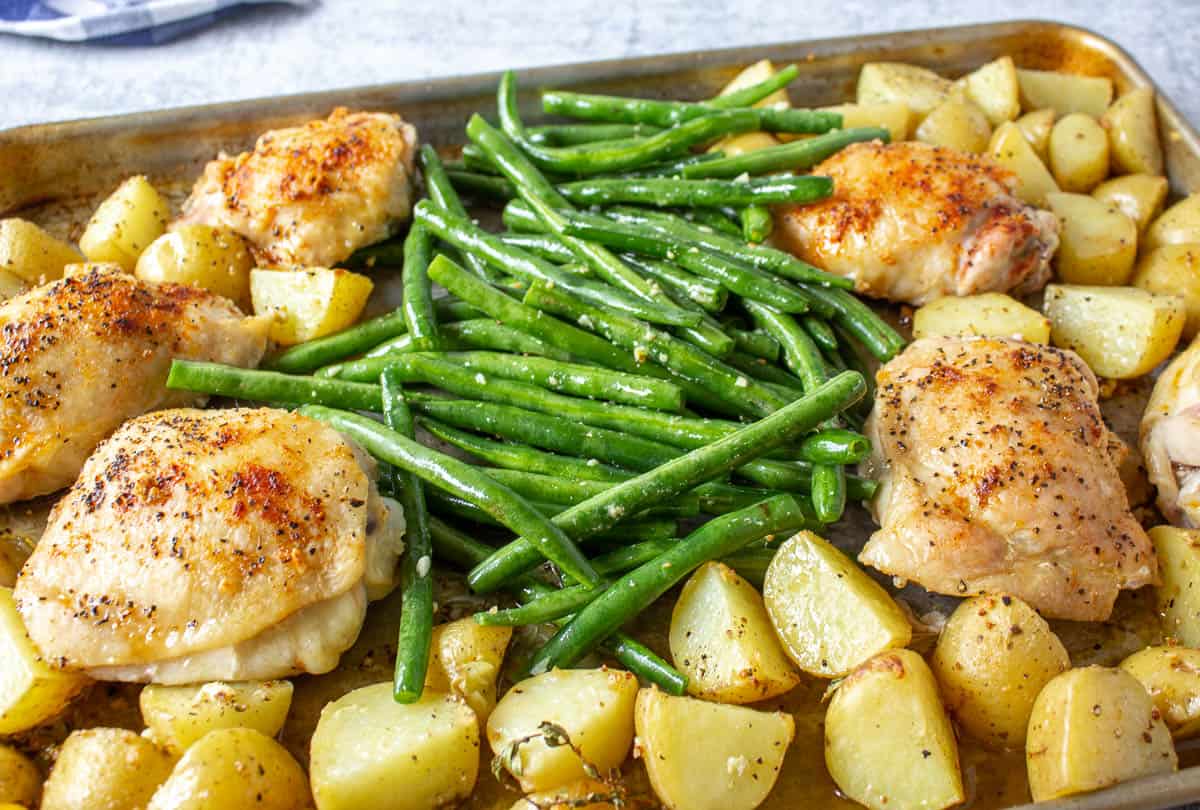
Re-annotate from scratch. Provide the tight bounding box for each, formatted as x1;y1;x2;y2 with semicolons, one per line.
1026;666;1177;802
1048;113;1109;192
0;586;89;734
954;56;1020;126
1102;88;1164;176
79;176;169;271
1093;173;1168;234
1045;191;1137;286
41;728;174;810
1146;194;1200;252
135;225;253;310
1016;69;1113;118
0;219;82;284
1150;526;1200;648
250;267;374;346
915;99;991;153
1121;646;1200;739
1015;108;1056;161
139;679;294;755
424;618;512;723
1133;244;1200;339
0;744;40;807
857;62;951;121
989;121;1059;206
912;292;1050;343
931;594;1069;749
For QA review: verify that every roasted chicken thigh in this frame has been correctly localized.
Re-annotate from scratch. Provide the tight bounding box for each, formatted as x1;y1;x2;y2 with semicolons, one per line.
861;336;1154;621
178;108;417;267
14;407;404;684
1141;337;1200;527
773;141;1059;305
0;265;266;505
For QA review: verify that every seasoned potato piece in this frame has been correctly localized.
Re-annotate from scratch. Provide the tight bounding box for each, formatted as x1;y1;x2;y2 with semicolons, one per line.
487;668;637;793
857;62;952;121
912;292;1050;343
1046;192;1137;285
1044;284;1185;379
0;219;82;284
931;595;1070;749
915;99;991;153
511;780;621;810
1121;646;1200;739
0;586;88;734
1103;88;1164;176
819;102;911;143
1048;113;1109;192
250;267;373;346
763;531;910;678
1150;526;1200;648
136;225;254;309
635;687;793;810
1026;666;1177;801
1093;174;1169;234
1016;68;1114;118
825;650;964;810
148;728;312;810
719;59;790;109
953;56;1020;126
708;131;778;156
79;176;169;271
0;745;39;807
310;684;479;810
989;121;1059;206
1133;244;1200;339
41;728;174;810
669;562;799;703
424;617;512;722
0;271;27;303
1146;194;1200;252
140;679;293;754
1015;108;1056;161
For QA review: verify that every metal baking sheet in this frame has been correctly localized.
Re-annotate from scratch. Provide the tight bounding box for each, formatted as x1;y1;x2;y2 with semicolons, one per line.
2;18;1199;810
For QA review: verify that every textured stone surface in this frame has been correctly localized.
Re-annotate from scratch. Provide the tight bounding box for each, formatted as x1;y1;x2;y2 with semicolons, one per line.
0;1;1196;131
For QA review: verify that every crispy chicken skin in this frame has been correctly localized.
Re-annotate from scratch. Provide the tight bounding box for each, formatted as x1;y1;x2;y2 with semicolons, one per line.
0;265;266;505
14;408;404;684
861;336;1155;621
773;141;1059;306
178;108;417;267
1141;336;1200;527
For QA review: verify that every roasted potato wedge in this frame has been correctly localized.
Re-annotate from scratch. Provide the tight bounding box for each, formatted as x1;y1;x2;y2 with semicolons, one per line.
1044;284;1185;379
1103;88;1164;176
669;561;799;703
135;225;254;309
424;617;512;723
1132;244;1200;339
0;271;26;303
1150;526;1200;648
0;218;82;284
819;102;911;143
0;586;88;734
826;650;964;810
635;687;793;810
763;531;910;678
1016;68;1113;118
0;745;39;808
1015;108;1056;161
487;668;637;793
989;121;1059;206
1048;113;1109;192
1093;173;1169;234
1121;646;1200;739
953;56;1020;126
310;684;479;810
857;62;952;121
915;99;991;153
79;176;169;272
912;292;1050;343
41;728;174;810
718;59;790;109
1046;191;1137;285
250;267;374;346
1026;666;1177;801
140;679;294;755
1146;194;1200;251
932;594;1070;749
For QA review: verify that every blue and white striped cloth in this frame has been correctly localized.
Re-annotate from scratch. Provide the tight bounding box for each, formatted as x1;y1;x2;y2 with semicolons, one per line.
0;0;311;44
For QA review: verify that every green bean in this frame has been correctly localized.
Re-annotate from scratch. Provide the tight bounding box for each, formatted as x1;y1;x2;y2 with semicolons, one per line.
619;254;728;313
801;315;839;355
267;311;407;374
525;494;809;673
800;428;870;465
298;406;599;586
446;169;516;201
427;516;686;694
740;204;774;243
497;232;575;263
524;280;789;418
627;152;727;178
728;328;781;361
683;127;890;179
724;351;804;392
745;301;827;393
685;207;743;237
800;285;906;361
697;482;785;515
475;582;609;627
381;371;434;703
484;468;613;502
420;145;498;282
472;104;698;324
167;360;383;411
722;547;776;586
528;122;664;145
832;322;879;415
811;462;847;523
467;371;865;592
346;238;405;268
424;491;681;537
420;419;630;483
434;319;572;359
737;457;877;501
415;200;697;327
399;223;440;350
704;64;802;108
559;175;831;208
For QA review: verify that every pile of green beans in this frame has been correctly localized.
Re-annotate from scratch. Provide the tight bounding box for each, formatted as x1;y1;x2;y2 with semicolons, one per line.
177;62;911;700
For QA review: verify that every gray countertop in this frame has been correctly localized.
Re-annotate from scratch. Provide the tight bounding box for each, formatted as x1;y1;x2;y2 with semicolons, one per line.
0;1;1197;131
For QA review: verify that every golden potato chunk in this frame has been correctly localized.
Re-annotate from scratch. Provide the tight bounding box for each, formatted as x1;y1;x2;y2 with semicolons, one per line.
954;56;1020;126
1016;69;1113;118
1046;191;1137;285
819;102;911;143
857;62;951;121
763;531;910;678
139;679;293;755
1146;194;1200;252
635;687;793;810
136;225;254;310
1133;244;1200;339
912;292;1050;343
989;121;1059;206
1044;284;1185;379
510;780;622;810
0;745;39;807
250;267;373;346
1093;173;1169;234
1122;646;1200;739
310;684;479;810
1150;526;1200;648
825;650;964;810
424;617;512;722
1048;113;1109;192
669;561;799;703
79;176;169;271
0;219;82;284
487;668;638;793
41;728;174;810
1015;108;1056;161
718;59;790;109
0;586;88;734
1026;666;1177;801
915;99;991;153
709;131;779;156
931;594;1069;749
1102;88;1164;176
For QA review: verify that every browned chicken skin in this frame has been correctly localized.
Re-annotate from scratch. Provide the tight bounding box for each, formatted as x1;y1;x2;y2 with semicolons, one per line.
178;108;417;268
0;265;266;505
773;141;1059;305
861;336;1155;621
